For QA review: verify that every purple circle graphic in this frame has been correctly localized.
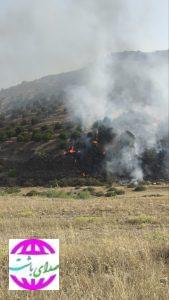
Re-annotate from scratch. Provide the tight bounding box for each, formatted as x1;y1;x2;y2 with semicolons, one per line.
11;239;55;255
10;239;57;290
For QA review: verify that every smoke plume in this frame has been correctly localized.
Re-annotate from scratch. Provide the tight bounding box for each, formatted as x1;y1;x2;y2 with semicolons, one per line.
0;0;168;88
65;2;168;182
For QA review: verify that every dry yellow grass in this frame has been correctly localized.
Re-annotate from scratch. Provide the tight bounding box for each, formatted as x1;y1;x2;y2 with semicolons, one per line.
0;183;168;299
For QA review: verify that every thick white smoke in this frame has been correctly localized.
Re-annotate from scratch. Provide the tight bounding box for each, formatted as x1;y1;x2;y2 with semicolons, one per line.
67;51;168;181
65;1;168;182
0;0;168;88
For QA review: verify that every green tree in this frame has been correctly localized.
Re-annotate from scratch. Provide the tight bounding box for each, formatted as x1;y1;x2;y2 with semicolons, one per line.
42;130;53;142
17;132;31;142
32;129;42;142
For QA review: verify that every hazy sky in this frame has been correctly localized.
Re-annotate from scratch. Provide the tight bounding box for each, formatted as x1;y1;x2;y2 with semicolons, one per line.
0;0;168;89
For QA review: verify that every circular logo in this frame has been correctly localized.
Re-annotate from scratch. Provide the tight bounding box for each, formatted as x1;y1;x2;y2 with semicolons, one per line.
9;239;58;290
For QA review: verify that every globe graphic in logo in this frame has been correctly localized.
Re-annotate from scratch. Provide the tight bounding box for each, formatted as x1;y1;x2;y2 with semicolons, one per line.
10;239;57;290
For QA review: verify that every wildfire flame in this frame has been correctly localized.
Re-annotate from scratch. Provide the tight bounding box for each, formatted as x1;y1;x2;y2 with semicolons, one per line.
69;146;76;154
92;140;98;144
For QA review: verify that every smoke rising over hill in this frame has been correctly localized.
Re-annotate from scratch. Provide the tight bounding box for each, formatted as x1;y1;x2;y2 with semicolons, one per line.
67;51;168;182
0;0;168;89
0;50;168;185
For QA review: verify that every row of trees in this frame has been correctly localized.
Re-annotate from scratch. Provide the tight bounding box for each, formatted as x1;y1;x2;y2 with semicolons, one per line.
0;121;82;143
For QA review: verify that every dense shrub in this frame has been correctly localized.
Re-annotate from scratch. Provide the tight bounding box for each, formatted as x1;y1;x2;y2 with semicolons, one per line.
5;187;20;194
17;132;31;142
59;131;69;140
115;189;125;195
26;189;72;199
134;185;146;192
0;187;20;196
26;190;40;197
105;191;117;197
75;190;91;199
32;129;42;142
107;187;125;195
41;190;72;198
42;130;53;142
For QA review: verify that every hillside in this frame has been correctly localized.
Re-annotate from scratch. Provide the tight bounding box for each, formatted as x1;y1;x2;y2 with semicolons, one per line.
0;50;168;186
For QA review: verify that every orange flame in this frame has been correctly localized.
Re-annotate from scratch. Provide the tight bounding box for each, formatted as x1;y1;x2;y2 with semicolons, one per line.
92;140;98;144
69;146;76;154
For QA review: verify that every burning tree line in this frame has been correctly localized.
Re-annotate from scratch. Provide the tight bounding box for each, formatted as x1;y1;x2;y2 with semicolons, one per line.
62;118;168;182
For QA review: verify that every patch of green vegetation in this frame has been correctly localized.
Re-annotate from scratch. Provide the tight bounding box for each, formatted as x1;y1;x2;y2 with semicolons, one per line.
25;188;91;199
127;214;158;225
0;187;20;196
42;130;54;142
17;132;31;142
134;185;146;192
25;190;40;197
18;210;34;217
105;191;117;197
0;190;5;196
75;190;92;200
32;129;42;142
107;187;125;195
41;189;72;199
5;187;20;194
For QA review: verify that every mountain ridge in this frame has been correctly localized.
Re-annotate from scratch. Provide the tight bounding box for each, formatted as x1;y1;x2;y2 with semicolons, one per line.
0;50;168;113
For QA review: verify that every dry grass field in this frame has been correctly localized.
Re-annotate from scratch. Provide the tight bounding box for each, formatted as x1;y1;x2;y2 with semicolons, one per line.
0;183;168;299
